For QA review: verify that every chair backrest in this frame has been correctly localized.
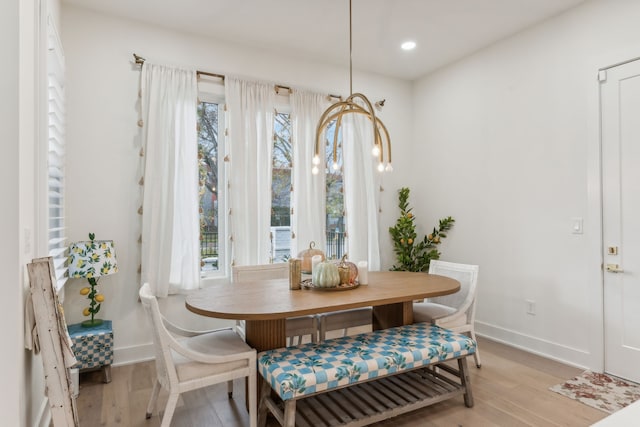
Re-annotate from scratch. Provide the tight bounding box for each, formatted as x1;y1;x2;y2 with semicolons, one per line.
139;283;177;388
428;260;479;322
232;263;289;283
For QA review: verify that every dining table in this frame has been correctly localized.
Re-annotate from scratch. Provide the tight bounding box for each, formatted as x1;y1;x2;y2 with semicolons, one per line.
185;270;460;353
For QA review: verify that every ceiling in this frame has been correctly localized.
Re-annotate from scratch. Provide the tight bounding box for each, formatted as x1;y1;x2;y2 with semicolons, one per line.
62;0;587;80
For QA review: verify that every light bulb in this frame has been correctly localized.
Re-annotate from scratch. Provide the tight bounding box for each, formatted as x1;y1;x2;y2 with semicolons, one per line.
371;145;380;157
312;155;320;165
312;165;319;175
332;162;339;171
385;163;393;172
401;41;417;51
377;162;384;172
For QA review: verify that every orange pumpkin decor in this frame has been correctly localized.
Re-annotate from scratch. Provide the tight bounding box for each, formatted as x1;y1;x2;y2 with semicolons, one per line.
298;241;325;274
335;254;358;284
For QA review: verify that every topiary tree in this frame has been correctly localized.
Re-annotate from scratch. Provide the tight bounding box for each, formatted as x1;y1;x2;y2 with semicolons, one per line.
389;187;455;272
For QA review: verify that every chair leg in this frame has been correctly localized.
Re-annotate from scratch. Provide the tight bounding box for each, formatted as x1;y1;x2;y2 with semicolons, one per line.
160;393;180;427
319;318;326;342
458;357;474;408
283;400;296;427
227;379;233;398
257;380;272;427
470;330;482;368
145;379;161;419
248;370;258;427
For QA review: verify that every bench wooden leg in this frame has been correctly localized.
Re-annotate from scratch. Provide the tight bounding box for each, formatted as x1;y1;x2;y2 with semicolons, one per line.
470;330;482;367
257;380;271;427
458;357;474;408
283;400;296;427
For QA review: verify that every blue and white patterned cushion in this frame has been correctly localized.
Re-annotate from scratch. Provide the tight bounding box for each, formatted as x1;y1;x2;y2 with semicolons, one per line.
258;323;476;400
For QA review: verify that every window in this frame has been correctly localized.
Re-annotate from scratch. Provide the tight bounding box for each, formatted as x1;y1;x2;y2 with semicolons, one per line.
324;121;346;260
270;113;346;261
47;20;67;291
198;100;224;275
271;112;292;262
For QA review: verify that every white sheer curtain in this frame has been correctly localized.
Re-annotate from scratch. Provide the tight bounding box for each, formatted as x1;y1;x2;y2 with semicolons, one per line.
343;114;381;270
140;62;200;297
225;77;275;266
290;90;329;256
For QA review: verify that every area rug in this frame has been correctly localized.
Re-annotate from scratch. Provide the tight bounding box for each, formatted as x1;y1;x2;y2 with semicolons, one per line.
550;371;640;414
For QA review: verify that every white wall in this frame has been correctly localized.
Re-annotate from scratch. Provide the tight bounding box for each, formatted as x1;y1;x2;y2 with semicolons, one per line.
60;5;412;365
1;0;22;424
411;0;640;368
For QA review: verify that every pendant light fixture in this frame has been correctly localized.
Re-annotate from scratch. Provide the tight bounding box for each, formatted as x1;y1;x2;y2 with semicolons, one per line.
312;0;392;175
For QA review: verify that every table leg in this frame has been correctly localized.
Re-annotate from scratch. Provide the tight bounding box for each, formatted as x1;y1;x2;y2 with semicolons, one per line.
245;319;286;412
372;301;414;330
245;319;287;351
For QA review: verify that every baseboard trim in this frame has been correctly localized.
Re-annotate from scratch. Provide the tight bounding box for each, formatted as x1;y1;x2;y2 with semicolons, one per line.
111;323;593;371
35;398;49;427
113;342;155;367
475;320;591;370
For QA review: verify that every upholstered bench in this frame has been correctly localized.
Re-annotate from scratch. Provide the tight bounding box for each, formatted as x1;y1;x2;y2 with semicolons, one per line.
257;323;476;427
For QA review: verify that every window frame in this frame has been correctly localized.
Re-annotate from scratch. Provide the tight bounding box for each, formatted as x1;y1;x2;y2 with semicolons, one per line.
271;104;293;263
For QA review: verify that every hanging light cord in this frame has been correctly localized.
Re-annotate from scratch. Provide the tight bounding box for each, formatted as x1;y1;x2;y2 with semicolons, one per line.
349;0;353;95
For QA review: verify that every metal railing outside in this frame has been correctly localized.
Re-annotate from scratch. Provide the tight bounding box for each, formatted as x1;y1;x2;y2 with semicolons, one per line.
200;228;346;266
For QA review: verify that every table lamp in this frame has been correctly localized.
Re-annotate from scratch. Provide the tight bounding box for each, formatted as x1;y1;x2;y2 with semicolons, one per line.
68;233;118;327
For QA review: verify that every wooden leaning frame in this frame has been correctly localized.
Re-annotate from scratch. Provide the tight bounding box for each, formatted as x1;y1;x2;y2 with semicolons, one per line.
27;257;79;426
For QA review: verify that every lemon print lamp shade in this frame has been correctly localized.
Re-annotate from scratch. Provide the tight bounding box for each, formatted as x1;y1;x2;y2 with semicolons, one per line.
69;234;118;327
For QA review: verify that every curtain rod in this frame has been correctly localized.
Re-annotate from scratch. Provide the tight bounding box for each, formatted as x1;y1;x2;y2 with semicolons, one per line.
133;53;342;100
134;53;225;80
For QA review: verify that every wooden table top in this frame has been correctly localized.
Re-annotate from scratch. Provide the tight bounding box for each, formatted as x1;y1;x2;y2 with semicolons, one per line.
185;271;460;320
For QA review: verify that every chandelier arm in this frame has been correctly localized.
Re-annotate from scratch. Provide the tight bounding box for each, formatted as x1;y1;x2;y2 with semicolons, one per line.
333;110;345;166
348;93;383;161
319;107;387;164
376;118;392;164
374;127;383;164
315;102;347;158
348;93;377;118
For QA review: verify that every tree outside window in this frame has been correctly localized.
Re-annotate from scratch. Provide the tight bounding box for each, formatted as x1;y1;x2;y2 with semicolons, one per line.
198;102;219;272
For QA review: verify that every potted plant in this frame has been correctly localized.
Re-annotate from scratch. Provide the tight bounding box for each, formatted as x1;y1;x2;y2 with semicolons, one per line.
389;187;454;272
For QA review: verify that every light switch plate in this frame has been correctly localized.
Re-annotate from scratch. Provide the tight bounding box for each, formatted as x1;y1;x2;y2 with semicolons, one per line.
571;217;583;234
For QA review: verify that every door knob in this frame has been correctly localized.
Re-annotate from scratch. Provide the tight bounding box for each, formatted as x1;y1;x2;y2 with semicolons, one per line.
606;263;624;273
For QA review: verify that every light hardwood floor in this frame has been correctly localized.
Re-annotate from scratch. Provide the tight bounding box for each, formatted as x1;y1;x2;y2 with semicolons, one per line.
75;336;608;426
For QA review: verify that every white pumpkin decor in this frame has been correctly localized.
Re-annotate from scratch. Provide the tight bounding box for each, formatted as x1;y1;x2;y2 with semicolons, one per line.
312;261;340;288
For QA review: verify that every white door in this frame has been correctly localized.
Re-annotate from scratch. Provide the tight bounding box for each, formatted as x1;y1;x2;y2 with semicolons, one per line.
601;58;640;383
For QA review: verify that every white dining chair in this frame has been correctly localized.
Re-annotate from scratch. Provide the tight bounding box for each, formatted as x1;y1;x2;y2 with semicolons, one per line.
232;263;318;345
413;260;481;367
139;283;257;427
318;307;372;341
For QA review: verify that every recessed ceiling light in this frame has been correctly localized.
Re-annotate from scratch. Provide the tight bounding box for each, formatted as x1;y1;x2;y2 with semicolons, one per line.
401;41;416;51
